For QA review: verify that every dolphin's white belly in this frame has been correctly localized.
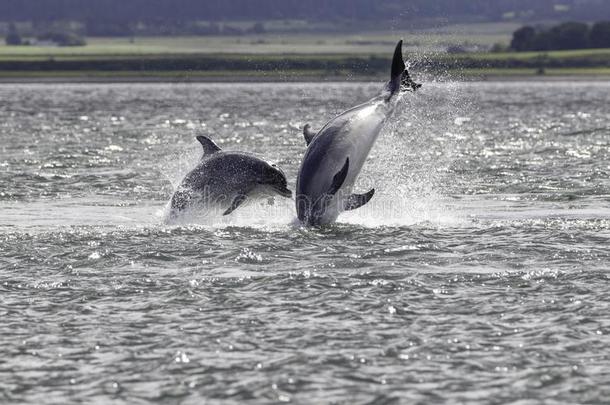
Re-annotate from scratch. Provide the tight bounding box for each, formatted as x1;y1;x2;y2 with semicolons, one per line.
297;97;393;224
331;105;386;189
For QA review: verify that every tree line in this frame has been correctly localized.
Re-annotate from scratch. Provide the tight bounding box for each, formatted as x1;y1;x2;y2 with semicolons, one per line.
5;22;86;46
511;21;610;51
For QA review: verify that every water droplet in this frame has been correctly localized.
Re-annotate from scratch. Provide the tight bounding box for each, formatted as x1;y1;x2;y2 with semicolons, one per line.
175;351;190;363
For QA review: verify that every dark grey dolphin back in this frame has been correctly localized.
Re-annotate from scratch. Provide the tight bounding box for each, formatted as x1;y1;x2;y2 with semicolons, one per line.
169;136;292;216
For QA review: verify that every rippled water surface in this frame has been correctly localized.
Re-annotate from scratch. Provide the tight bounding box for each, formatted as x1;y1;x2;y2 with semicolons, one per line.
1;81;609;404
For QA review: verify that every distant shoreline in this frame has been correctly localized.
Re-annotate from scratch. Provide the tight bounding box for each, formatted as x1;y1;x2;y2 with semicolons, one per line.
2;37;610;84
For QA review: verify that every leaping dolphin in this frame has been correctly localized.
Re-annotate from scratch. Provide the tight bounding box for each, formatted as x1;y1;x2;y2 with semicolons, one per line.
296;40;421;226
167;135;292;220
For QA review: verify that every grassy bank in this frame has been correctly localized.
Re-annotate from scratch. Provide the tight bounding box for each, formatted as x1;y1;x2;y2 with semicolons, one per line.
1;34;610;80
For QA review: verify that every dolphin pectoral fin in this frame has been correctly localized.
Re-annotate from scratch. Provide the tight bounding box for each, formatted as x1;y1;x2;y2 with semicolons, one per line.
329;157;350;196
196;135;222;155
308;158;350;222
303;124;317;145
223;194;247;216
344;188;375;211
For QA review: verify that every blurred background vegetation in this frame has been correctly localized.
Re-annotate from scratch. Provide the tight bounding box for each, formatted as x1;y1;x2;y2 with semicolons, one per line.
1;0;610;79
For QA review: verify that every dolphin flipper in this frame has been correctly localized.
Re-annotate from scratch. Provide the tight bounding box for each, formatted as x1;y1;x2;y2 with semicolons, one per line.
344;188;375;211
196;135;222;155
303;124;317;145
223;194;248;215
308;158;350;222
329;158;349;196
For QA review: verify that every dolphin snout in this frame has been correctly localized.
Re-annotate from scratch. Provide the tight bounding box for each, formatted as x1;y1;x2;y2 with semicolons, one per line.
275;185;292;198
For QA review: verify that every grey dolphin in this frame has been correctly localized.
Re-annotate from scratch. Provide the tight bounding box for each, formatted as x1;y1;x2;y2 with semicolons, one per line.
168;135;292;219
296;40;421;226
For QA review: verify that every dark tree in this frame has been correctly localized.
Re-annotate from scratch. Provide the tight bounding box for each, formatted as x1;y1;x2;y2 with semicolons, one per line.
510;26;535;51
549;22;589;50
531;30;555;51
249;22;266;34
5;22;22;45
37;31;86;46
590;21;610;48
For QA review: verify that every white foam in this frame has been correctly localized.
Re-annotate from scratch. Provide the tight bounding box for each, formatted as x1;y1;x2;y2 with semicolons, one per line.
161;196;298;231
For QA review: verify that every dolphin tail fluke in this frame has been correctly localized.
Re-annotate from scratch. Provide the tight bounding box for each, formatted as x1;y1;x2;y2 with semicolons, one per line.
391;40;406;82
303;124;317;145
196;135;222;155
388;40;421;97
344;188;375;211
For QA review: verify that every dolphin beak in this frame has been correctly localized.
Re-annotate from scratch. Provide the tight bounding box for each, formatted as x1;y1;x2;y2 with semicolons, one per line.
275;186;292;198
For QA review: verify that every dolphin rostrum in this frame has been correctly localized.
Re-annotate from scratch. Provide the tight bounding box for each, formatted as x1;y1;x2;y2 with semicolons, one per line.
168;135;292;220
296;40;421;226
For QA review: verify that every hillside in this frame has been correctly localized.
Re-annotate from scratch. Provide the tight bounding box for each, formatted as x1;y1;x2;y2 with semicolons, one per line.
1;0;609;28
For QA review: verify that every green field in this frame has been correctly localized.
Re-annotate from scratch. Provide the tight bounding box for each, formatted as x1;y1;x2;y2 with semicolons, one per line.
456;67;610;76
459;48;610;60
0;69;337;79
0;23;517;57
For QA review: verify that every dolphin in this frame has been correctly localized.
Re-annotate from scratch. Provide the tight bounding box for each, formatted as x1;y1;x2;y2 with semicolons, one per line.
295;40;421;226
168;135;292;219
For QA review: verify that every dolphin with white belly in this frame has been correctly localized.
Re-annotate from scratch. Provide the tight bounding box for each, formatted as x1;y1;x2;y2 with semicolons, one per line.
167;135;291;220
296;40;421;226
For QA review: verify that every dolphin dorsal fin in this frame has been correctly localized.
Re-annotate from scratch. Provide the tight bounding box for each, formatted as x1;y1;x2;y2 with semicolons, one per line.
303;124;317;145
196;135;221;155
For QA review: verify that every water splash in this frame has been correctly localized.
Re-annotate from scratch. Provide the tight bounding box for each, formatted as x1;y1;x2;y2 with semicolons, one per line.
157;81;474;229
160;195;297;230
344;81;473;227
